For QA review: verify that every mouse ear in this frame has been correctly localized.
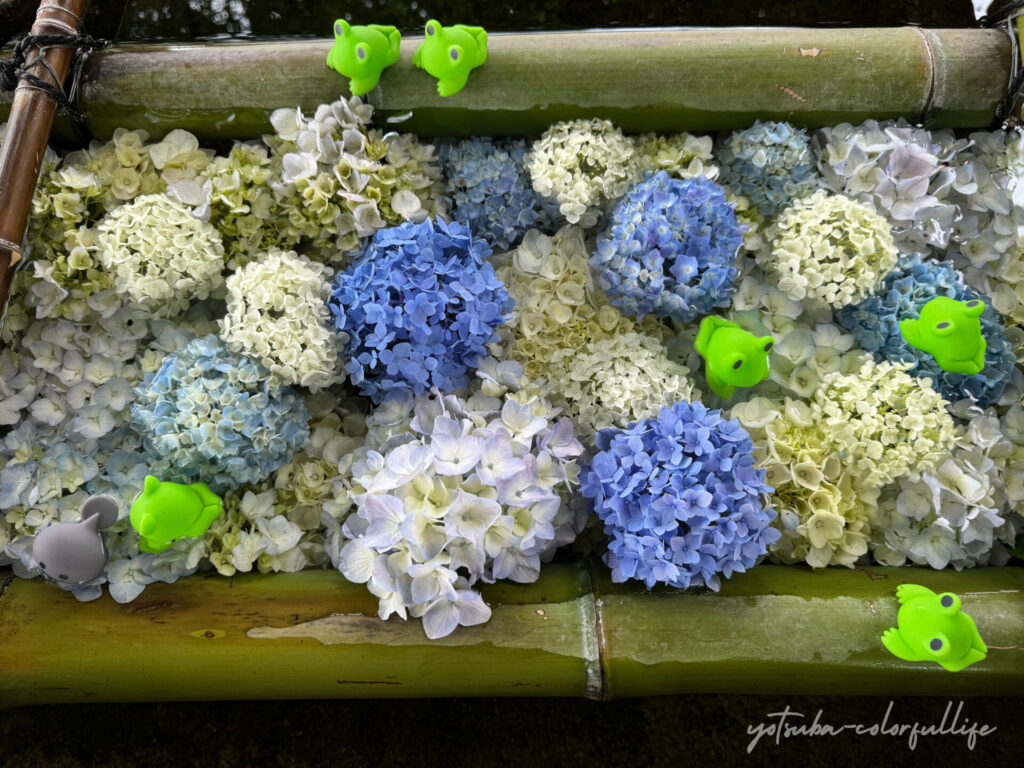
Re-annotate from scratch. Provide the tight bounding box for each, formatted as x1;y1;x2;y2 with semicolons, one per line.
81;495;119;530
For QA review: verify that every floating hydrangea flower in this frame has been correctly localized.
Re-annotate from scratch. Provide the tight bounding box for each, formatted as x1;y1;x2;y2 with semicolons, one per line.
328;218;512;403
591;172;744;322
220;249;344;391
814;119;964;253
527;118;638;227
580;400;778;590
328;362;583;638
546;331;700;438
131;334;310;493
96;194;226;318
815;359;957;488
439;138;559;251
729;396;875;569
836;253;1016;407
761;190;897;309
717;120;819;218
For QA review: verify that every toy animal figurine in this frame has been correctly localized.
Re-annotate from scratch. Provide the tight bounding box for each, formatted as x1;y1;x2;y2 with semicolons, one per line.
33;494;119;586
129;475;223;553
899;296;987;375
326;20;401;96
881;584;987;672
695;316;774;399
413;20;487;97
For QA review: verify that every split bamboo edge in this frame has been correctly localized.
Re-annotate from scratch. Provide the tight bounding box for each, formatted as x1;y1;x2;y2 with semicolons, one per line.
0;27;1014;140
0;562;1021;706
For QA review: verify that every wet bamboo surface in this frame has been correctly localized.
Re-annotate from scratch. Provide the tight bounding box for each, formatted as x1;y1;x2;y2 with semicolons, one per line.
1;563;1020;706
0;27;1014;140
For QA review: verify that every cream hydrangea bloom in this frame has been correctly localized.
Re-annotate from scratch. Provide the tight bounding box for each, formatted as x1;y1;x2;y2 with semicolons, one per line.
762;190;898;309
96;194;225;317
219;249;344;391
634;132;718;181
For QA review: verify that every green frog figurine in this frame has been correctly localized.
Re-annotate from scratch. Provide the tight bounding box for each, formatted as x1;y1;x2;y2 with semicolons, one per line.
326;20;401;96
413;20;487;97
695;316;774;399
129;475;224;553
899;296;987;375
881;584;987;672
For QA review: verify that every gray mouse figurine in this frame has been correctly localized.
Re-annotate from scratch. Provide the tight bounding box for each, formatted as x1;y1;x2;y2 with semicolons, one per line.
33;495;119;586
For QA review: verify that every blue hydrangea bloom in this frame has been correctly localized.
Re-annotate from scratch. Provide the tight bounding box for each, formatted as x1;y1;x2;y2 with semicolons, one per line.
836;254;1015;407
131;334;310;493
717;119;819;218
440;138;560;251
329;218;514;403
580;400;779;591
591;172;744;322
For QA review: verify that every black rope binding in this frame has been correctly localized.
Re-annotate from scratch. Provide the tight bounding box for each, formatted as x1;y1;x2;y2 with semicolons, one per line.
985;1;1024;126
0;32;109;132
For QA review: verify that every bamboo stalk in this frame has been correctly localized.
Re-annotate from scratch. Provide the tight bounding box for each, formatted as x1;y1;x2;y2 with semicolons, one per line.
0;0;86;337
0;28;1013;141
1;563;1020;706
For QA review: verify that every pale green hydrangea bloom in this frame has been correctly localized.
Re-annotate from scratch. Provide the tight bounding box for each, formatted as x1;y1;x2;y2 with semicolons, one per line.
762;190;898;309
634;132;718;182
527;118;639;227
96;194;226;318
219;249;344;391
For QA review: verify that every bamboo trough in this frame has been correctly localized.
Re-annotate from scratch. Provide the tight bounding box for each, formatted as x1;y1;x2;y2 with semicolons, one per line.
1;26;1023;705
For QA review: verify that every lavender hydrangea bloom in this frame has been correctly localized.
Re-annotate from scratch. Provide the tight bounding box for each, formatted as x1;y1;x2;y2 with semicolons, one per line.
329;218;514;403
439;138;559;251
717;120;819;218
131;334;310;493
836;254;1015;407
591;172;744;322
580;400;779;591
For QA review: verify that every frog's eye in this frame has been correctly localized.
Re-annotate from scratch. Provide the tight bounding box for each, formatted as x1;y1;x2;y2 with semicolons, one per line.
450;48;459;61
936;322;950;329
733;359;743;370
966;300;981;308
334;22;344;36
763;341;773;352
426;22;437;36
940;594;954;608
356;44;368;61
929;637;944;652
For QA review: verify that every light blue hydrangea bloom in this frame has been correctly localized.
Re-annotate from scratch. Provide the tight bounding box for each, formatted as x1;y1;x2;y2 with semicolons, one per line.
836;254;1016;407
591;172;744;322
130;334;310;493
580;400;779;591
439;138;560;251
717;120;820;217
328;218;514;404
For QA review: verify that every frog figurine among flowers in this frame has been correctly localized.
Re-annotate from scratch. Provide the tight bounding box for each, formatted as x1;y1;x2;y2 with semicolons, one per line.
881;584;987;672
695;315;774;399
326;20;401;96
129;475;224;553
899;296;987;375
413;20;488;97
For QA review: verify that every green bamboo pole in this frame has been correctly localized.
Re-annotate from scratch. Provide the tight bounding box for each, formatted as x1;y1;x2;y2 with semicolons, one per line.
1;563;1021;706
0;28;1013;140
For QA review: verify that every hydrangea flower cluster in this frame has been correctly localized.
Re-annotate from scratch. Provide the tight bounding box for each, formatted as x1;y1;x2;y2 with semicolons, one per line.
871;413;1018;571
836;253;1016;407
328;218;512;403
264;97;446;261
492;226;669;380
581;400;778;590
96;194;226;318
634;132;718;181
546;331;700;438
439;138;559;251
717;120;819;218
592;172;744;322
328;361;584;638
814;119;964;253
815;360;957;488
761;190;898;309
131;334;310;493
219;249;344;391
729;397;875;568
527;118;638;227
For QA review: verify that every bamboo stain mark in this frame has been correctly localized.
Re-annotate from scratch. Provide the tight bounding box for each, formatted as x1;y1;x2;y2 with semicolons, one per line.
190;628;226;640
0;572;14;602
776;85;807;103
865;599;877;615
799;48;821;57
131;600;174;615
864;570;888;581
